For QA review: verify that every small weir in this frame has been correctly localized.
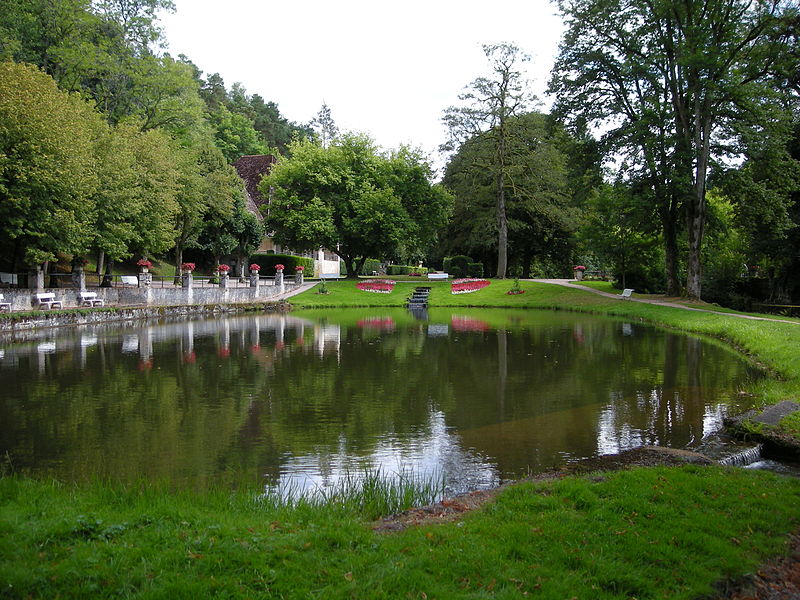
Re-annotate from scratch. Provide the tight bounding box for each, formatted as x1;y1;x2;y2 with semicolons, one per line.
718;444;763;467
407;287;431;308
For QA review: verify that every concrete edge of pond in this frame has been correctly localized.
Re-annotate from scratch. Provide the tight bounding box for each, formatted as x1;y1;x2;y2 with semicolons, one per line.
0;300;292;332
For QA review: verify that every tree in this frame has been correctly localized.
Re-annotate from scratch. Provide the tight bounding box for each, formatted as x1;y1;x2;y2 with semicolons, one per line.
582;183;662;290
0;61;99;270
262;134;451;277
442;43;536;278
550;0;799;298
310;102;339;148
442;112;578;277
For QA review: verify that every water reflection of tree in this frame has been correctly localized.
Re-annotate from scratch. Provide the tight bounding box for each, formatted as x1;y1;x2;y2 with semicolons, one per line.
0;313;758;487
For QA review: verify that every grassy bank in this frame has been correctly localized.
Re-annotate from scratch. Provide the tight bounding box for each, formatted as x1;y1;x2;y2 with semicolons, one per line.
1;467;799;599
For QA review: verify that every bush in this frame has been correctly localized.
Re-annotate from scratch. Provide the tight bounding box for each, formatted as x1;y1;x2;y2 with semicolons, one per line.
386;265;428;276
342;258;383;276
249;254;315;275
443;255;472;278
467;262;484;278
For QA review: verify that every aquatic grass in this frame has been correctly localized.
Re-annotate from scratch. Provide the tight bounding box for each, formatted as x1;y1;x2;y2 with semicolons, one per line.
261;467;445;520
2;467;798;598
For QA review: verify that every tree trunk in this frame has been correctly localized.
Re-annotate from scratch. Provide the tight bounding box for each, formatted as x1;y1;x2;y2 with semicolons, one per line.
495;130;508;279
101;261;113;288
521;251;533;279
174;246;183;284
686;111;711;301
662;209;680;296
97;250;105;277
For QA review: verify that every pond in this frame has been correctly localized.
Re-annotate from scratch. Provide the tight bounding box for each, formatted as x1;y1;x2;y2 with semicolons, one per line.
0;308;762;495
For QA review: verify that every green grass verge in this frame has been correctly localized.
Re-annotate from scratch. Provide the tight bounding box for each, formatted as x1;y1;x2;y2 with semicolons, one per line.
1;467;797;599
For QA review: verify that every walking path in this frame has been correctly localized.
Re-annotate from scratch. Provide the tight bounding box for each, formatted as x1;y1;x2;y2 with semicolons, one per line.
532;279;800;326
274;281;318;301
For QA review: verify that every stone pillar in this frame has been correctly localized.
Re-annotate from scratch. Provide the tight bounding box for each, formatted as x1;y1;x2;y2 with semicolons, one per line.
72;267;86;291
295;270;304;285
138;270;152;288
249;270;260;288
181;271;193;288
219;273;229;288
574;270;584;281
30;268;45;290
275;270;284;287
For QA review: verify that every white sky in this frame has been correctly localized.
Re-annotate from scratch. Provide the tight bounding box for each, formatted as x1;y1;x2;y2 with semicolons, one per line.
159;1;564;168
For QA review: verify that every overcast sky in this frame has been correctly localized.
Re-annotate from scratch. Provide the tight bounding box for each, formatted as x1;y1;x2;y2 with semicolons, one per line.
159;1;564;166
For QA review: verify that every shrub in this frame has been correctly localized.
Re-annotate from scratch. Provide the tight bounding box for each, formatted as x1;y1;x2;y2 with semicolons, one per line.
386;265;428;276
249;253;315;275
342;258;383;276
443;255;472;278
467;262;484;278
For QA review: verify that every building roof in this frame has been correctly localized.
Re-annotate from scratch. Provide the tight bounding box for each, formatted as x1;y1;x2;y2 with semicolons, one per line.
233;155;278;218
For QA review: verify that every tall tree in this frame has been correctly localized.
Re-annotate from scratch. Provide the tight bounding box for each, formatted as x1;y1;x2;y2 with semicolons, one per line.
310;102;339;148
551;0;798;298
442;112;578;277
0;61;99;270
442;43;535;278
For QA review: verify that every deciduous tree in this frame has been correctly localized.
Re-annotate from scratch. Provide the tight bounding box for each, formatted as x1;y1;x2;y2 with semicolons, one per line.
442;43;535;278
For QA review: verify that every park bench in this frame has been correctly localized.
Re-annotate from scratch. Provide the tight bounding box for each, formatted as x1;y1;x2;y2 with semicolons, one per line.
34;292;63;310
78;291;104;307
0;294;10;312
427;273;449;280
620;288;634;299
120;275;138;285
319;273;341;280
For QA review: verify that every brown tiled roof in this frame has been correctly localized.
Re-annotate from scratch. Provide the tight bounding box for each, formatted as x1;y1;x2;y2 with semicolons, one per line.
233;155;277;218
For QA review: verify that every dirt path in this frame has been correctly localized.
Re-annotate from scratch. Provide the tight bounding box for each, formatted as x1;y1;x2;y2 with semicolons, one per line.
533;279;800;326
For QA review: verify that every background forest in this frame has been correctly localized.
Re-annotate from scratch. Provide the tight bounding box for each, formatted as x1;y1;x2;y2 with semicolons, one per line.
1;0;799;309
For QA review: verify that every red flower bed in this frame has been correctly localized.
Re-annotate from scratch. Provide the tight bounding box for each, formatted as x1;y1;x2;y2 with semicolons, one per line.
357;317;396;331
451;316;490;332
357;280;396;294
451;278;490;294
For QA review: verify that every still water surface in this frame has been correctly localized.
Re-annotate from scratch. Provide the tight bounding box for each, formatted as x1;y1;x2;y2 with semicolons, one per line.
0;308;761;495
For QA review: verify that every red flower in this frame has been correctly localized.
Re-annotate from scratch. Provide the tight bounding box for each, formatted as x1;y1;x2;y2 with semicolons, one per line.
136;259;152;268
357;280;396;293
181;262;195;271
217;264;231;273
295;265;304;271
451;279;490;294
249;264;261;271
275;264;285;271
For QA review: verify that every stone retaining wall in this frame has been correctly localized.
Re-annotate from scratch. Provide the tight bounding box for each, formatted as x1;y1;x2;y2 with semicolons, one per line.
0;300;290;333
0;282;297;313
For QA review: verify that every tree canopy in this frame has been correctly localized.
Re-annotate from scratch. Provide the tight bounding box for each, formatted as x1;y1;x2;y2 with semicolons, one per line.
262;135;452;277
550;0;799;298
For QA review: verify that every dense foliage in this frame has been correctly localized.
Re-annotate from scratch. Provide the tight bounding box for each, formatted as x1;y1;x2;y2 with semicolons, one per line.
262;135;453;278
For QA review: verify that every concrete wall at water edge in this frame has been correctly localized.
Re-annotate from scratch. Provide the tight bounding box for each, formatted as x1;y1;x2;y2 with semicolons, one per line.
0;282;297;313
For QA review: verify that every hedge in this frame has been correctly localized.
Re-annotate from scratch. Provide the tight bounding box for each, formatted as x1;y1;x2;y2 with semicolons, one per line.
249;253;315;275
386;265;428;276
341;258;383;276
467;262;484;278
443;255;472;278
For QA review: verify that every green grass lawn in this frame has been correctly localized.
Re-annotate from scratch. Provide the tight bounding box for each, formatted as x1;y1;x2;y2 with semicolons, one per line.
1;467;798;599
